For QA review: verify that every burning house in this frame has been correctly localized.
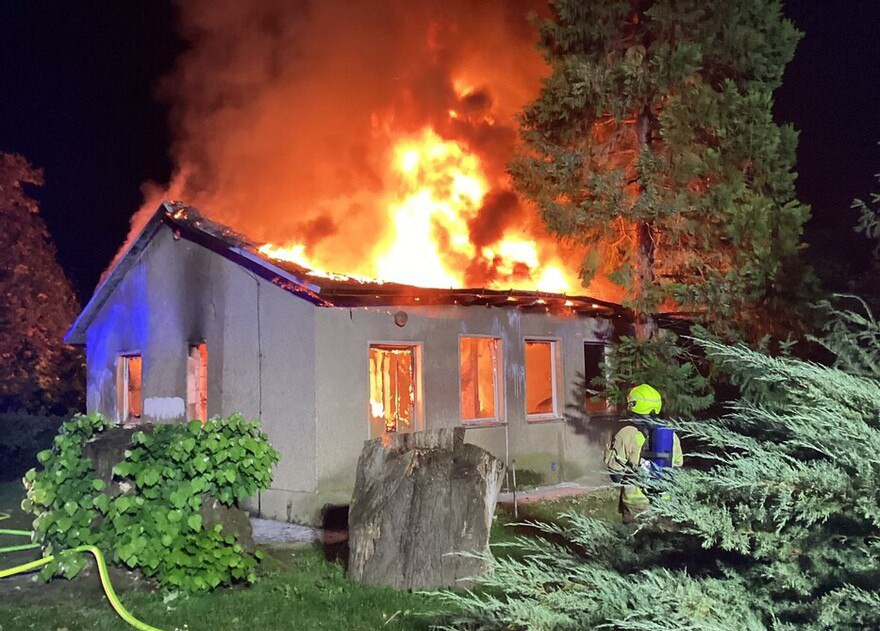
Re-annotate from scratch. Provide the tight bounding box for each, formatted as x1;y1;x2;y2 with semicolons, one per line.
61;0;642;523
65;202;628;524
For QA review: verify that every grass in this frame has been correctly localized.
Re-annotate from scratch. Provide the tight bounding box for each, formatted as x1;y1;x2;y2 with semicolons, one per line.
1;482;620;631
489;487;620;557
503;487;621;525
1;481;436;631
2;547;436;631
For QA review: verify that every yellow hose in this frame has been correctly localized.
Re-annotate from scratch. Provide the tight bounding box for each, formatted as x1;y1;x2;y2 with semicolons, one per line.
1;511;168;631
0;541;41;554
0;552;53;578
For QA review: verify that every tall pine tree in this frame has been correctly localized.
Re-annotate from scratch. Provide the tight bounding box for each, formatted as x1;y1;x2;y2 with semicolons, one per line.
0;153;83;413
511;0;811;342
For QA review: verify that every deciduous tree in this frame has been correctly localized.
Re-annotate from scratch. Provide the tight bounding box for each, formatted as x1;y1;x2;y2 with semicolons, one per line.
0;153;83;413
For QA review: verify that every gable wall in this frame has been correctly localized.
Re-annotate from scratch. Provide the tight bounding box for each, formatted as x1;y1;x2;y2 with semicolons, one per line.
85;226;318;522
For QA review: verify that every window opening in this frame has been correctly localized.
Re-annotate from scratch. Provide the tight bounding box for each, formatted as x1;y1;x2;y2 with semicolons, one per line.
187;343;208;424
116;354;142;424
584;342;610;412
369;345;419;438
525;340;557;417
460;337;501;421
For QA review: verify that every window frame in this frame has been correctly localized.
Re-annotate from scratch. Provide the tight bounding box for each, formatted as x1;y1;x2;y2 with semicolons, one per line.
187;342;209;424
458;334;505;426
366;341;424;439
523;337;563;422
116;352;143;425
583;340;613;414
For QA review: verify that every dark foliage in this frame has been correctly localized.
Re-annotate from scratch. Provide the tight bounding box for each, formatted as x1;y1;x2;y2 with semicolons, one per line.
0;412;65;481
510;0;814;342
0;153;83;413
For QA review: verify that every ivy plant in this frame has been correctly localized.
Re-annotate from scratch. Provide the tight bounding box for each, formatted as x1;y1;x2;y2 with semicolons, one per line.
22;413;280;593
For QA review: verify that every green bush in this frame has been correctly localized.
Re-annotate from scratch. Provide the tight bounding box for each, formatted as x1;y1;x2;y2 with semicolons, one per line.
22;413;280;592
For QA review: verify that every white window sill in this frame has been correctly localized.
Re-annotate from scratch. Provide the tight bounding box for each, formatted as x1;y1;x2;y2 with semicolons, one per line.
526;415;565;424
461;419;507;429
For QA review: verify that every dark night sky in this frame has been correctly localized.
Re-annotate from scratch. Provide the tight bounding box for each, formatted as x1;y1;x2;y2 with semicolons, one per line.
1;1;878;303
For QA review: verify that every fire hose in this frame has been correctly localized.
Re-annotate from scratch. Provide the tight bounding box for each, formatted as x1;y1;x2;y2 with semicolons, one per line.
0;511;167;631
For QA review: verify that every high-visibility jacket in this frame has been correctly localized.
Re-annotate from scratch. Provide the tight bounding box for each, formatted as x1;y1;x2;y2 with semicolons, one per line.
604;424;683;509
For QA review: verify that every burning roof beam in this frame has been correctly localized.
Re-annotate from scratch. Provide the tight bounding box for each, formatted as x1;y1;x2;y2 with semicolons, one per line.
159;203;628;317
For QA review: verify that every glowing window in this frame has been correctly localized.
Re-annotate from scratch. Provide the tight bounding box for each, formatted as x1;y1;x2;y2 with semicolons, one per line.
460;337;502;421
369;345;420;439
116;354;142;424
525;340;557;417
187;343;208;424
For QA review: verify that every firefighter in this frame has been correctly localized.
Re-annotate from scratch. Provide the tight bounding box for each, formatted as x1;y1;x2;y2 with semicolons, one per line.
603;384;683;523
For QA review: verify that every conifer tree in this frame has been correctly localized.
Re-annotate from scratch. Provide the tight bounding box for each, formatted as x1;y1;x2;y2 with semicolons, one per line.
851;169;880;310
511;0;810;342
853;171;880;255
0;153;83;413
593;331;713;416
439;307;880;630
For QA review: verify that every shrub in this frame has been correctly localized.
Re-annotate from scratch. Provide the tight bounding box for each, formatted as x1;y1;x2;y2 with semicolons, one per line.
438;305;880;630
22;413;280;592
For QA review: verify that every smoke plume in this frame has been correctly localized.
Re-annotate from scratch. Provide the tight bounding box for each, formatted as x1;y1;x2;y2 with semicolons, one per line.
119;0;625;299
138;0;548;270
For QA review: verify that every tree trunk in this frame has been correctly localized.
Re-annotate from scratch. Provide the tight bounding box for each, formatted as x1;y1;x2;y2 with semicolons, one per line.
634;220;657;340
633;104;656;341
347;428;504;590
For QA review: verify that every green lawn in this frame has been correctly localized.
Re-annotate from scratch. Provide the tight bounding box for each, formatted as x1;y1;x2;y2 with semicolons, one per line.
1;482;618;631
2;548;436;631
502;487;621;525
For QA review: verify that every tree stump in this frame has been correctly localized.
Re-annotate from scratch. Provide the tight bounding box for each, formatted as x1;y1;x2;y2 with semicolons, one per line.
82;425;152;496
347;427;504;590
81;424;254;548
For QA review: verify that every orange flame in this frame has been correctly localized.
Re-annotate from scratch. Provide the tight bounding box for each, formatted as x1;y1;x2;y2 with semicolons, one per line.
260;127;578;293
117;2;624;302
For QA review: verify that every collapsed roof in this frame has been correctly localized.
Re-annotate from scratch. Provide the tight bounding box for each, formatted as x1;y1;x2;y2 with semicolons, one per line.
66;201;629;344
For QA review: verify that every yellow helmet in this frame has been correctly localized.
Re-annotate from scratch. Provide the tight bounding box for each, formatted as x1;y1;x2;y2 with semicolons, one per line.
627;384;662;416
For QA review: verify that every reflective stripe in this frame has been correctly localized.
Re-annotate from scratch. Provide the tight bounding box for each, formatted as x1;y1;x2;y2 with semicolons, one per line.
622;485;650;506
673;439;683;467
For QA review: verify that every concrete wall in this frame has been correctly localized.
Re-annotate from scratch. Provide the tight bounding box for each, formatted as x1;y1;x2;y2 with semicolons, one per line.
85;225;620;525
85;225;317;522
313;304;617;516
